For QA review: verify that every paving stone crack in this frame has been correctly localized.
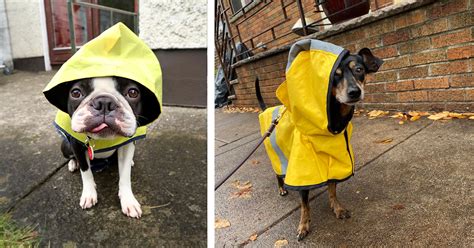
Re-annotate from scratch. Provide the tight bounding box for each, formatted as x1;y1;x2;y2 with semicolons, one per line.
6;160;69;213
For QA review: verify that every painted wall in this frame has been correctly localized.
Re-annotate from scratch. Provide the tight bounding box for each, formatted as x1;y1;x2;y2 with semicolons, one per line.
5;0;44;59
139;0;207;49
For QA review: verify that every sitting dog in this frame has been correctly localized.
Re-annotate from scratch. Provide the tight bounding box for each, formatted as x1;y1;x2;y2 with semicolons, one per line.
43;23;162;218
257;39;383;240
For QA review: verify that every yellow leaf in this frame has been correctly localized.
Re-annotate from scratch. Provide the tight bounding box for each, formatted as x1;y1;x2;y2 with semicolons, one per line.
249;233;258;241
368;110;389;118
418;111;431;116
408;111;420;117
399;121;404;125
375;138;393;144
428;112;449;120
215;218;231;229
274;239;289;247
389;112;403;118
410;115;421;121
230;181;253;199
448;112;463;118
469;116;474;120
462;112;474;116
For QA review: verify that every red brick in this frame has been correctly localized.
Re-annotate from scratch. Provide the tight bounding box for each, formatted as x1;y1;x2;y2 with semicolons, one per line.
386;80;414;92
399;66;429;79
399;38;432;55
447;45;474;60
383;29;410;46
397;91;428;102
431;60;469;76
372;70;398;82
410;50;446;65
428;0;468;19
450;73;474;87
382;56;410;70
365;93;397;103
467;89;474;100
394;9;426;29
429;89;465;102
366;19;394;37
365;83;385;94
431;28;471;48
413;77;449;89
373;46;398;59
448;12;473;29
411;18;448;37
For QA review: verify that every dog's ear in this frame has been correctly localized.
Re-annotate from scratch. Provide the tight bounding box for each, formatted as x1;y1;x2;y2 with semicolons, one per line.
358;48;383;73
43;80;76;115
136;83;161;126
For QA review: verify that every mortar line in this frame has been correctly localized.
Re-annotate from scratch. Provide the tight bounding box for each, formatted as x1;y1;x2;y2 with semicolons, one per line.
6;160;68;213
241;121;433;246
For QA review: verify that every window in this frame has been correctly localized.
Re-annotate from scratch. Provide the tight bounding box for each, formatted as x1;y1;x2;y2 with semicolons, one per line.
231;0;253;13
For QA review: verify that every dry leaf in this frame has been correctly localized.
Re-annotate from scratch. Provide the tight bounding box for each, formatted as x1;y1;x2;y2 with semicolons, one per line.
274;239;289;247
410;115;421;121
249;233;258;241
399;121;404;125
390;112;403;118
251;159;260;165
469;116;474;120
392;204;405;210
368;110;389;119
462;112;474;117
230;180;253;199
215;218;231;229
375;138;393;144
428;112;449;120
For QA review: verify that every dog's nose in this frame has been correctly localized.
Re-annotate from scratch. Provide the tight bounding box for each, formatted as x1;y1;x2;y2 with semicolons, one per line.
91;96;117;113
348;88;361;99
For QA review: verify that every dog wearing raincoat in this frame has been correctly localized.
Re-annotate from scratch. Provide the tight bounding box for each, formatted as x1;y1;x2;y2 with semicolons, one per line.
258;39;383;240
43;23;162;218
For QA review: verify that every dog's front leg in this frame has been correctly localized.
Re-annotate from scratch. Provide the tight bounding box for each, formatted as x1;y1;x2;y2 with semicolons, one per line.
70;140;97;209
328;182;350;219
117;142;142;218
297;189;310;241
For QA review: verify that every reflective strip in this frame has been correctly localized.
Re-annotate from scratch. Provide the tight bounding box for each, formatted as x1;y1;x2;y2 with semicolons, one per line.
286;39;345;72
270;106;288;175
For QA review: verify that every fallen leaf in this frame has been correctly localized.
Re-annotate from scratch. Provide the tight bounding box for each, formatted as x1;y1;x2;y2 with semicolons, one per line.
251;159;260;165
274;239;289;247
462;112;474;117
215;218;231;229
392;204;405;210
375;138;393;144
428;112;449;120
368;110;389;119
410;115;421;121
470;116;474;120
249;233;258;241
230;180;253;199
399;121;404;125
390;112;403;118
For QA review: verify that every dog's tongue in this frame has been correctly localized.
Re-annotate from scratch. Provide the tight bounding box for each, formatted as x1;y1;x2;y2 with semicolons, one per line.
91;123;108;133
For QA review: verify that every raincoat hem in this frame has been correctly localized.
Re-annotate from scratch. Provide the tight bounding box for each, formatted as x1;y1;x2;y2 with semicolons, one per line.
283;174;354;191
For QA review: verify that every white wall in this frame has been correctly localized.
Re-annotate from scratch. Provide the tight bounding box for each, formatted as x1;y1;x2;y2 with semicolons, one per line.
139;0;207;49
5;0;44;59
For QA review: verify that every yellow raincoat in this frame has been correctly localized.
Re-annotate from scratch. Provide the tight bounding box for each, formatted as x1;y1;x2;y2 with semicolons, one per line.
259;39;354;190
43;23;162;153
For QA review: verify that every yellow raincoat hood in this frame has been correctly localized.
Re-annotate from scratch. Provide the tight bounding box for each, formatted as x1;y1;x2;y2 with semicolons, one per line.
259;39;354;190
43;23;162;152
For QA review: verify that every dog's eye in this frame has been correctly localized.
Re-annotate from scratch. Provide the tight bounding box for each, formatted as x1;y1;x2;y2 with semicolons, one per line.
71;89;82;98
127;88;139;98
355;67;364;73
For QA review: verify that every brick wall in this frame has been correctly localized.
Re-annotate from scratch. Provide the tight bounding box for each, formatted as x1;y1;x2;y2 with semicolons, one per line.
231;0;473;112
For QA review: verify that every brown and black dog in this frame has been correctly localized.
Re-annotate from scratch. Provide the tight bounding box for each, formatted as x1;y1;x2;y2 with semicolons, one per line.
256;47;383;240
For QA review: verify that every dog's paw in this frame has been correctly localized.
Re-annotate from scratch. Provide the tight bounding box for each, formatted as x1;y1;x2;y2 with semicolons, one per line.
119;192;142;218
297;222;310;241
334;208;351;219
279;188;288;196
80;187;97;209
68;159;79;172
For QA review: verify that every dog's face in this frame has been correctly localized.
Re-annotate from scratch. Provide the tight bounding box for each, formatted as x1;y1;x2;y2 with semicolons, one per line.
333;48;383;105
66;77;144;139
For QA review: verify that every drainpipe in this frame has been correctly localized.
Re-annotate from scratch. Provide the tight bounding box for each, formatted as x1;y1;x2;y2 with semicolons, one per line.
39;0;51;71
0;0;13;75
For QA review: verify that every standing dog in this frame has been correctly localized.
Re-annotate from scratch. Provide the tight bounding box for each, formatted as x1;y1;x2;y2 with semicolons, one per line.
257;39;383;240
43;23;162;218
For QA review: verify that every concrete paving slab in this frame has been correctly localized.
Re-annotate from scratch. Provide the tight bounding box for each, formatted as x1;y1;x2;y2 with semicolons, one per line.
215;131;260;156
252;120;472;247
215;111;260;143
0;71;64;211
1;71;207;246
215;111;432;246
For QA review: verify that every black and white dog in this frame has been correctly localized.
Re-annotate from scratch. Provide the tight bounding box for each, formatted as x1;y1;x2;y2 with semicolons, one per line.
60;76;149;218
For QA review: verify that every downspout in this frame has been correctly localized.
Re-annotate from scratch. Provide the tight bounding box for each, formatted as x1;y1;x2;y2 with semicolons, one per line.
0;0;13;74
39;0;51;71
